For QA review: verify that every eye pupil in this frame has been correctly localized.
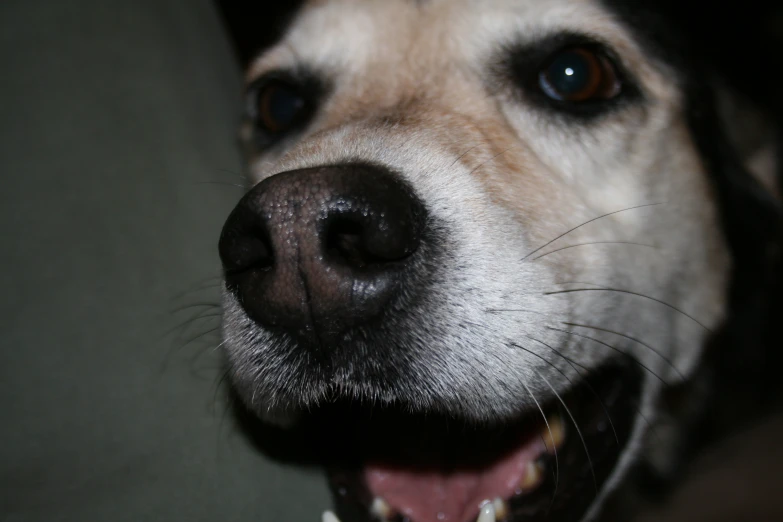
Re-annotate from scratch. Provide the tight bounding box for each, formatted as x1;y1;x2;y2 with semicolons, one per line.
266;87;304;128
546;50;593;98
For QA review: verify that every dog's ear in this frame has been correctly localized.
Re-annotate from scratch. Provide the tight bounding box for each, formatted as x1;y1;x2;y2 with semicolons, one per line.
607;7;783;496
669;1;783;204
215;1;305;66
672;2;783;414
603;2;783;411
684;79;783;409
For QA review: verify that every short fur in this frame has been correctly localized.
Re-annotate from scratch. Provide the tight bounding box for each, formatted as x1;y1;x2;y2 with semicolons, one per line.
218;1;782;520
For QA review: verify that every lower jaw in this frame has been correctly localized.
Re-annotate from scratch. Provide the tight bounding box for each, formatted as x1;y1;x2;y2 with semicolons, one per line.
325;362;643;522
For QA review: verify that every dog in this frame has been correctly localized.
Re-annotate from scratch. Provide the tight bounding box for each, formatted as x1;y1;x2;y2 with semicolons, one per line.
216;1;783;521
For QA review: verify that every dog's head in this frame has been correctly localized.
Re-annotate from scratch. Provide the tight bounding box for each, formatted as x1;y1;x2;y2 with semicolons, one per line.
217;1;781;521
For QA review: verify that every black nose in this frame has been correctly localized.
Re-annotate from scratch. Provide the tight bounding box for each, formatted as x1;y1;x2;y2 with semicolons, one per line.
219;164;426;346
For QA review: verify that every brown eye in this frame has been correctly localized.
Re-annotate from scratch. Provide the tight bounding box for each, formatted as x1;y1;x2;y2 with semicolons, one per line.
539;47;621;102
254;80;309;134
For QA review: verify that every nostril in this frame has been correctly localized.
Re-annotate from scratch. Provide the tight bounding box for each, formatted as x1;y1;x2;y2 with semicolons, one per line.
219;225;274;275
324;210;419;270
325;217;379;269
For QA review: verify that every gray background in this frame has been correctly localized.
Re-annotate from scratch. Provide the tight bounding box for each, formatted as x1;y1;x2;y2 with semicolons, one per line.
0;1;329;520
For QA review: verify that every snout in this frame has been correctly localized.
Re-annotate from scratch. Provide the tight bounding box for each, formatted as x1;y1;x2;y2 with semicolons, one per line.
218;164;426;347
217;162;646;522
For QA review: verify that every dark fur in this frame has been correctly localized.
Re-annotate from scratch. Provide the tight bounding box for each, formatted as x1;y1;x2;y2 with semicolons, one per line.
598;0;783;515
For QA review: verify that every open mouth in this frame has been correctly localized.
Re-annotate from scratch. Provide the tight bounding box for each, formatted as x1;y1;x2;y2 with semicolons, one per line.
355;413;564;522
233;362;641;522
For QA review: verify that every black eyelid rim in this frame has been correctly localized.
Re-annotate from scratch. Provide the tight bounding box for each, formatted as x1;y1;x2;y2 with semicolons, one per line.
245;68;327;117
494;31;644;118
244;67;330;146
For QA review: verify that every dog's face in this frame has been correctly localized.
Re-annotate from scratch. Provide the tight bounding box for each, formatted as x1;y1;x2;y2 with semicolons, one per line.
216;1;760;521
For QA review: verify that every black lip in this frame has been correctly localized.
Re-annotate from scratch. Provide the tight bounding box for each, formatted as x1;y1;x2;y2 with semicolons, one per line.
325;361;643;522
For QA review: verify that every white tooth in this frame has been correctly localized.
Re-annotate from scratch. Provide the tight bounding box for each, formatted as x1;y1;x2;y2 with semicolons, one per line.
371;497;392;520
322;511;341;522
492;498;508;520
477;502;496;522
543;414;566;454
519;461;543;491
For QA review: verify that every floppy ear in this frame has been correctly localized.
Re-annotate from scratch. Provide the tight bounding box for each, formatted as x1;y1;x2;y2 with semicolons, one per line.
610;63;783;518
605;0;783;423
679;80;783;460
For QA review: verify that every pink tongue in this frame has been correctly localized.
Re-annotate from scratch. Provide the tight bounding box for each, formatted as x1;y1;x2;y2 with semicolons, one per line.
365;437;545;522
